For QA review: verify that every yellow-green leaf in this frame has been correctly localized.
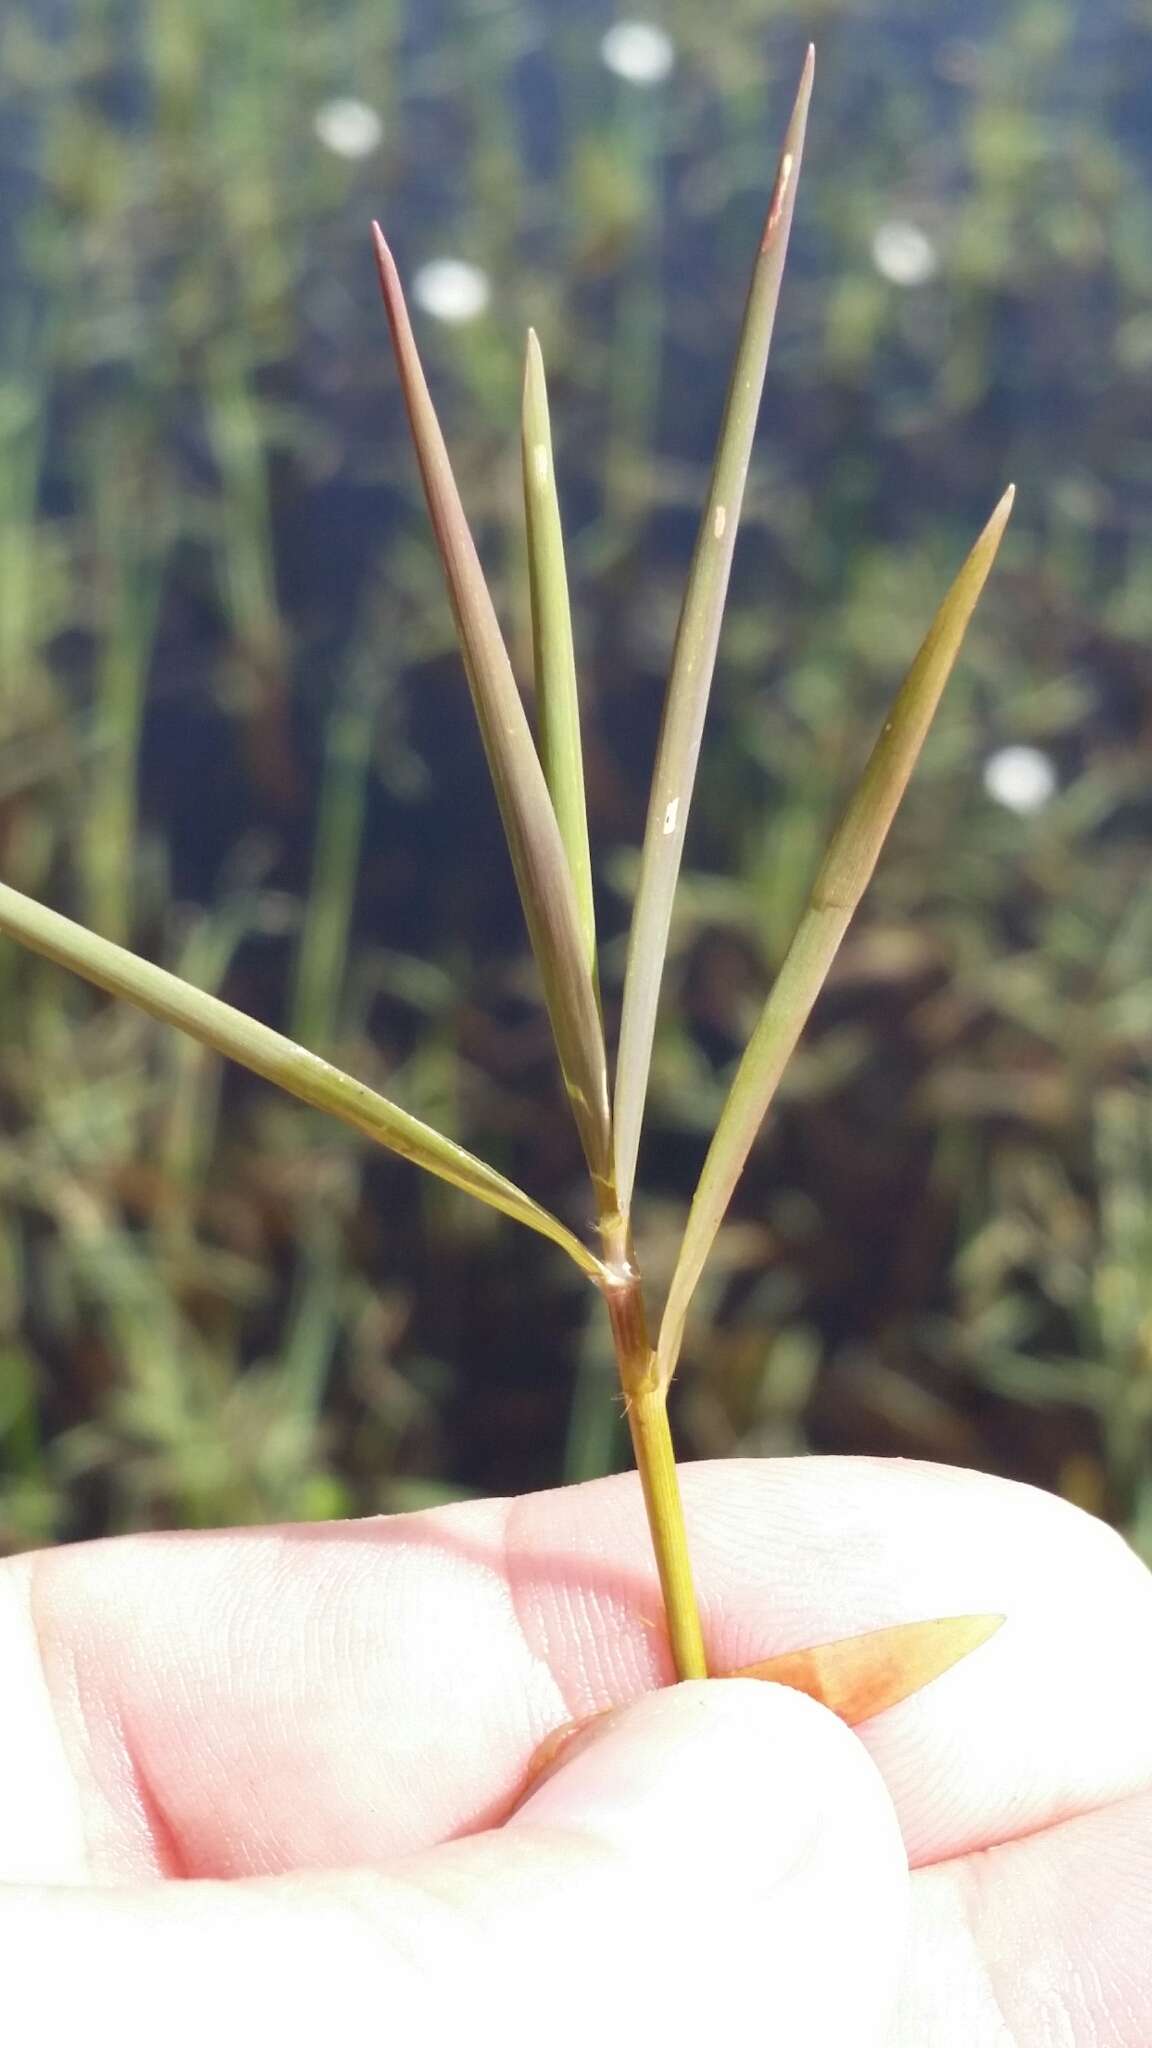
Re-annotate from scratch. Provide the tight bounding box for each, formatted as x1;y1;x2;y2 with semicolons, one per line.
522;328;597;983
613;49;814;1217
657;486;1015;1384
0;879;603;1279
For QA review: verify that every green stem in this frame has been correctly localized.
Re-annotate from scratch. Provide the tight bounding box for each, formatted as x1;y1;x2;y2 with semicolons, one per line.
598;1225;708;1681
627;1382;708;1681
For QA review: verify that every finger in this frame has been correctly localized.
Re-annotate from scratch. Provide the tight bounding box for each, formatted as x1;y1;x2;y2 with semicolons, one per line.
894;1786;1152;2044
0;1682;908;2048
5;1459;1150;1883
508;1457;1152;1867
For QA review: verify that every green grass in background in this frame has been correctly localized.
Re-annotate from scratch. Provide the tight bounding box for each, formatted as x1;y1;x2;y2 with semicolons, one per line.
1;0;1151;1555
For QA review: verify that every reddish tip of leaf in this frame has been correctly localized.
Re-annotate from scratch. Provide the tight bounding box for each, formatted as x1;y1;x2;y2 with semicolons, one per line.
731;1613;1005;1725
370;222;396;292
762;45;816;247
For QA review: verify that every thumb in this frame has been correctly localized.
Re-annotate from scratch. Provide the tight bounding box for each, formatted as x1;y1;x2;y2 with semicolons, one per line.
0;1682;907;2047
387;1676;909;2042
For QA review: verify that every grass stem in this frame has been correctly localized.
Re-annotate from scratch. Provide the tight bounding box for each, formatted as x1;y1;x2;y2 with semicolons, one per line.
599;1232;707;1680
626;1382;708;1680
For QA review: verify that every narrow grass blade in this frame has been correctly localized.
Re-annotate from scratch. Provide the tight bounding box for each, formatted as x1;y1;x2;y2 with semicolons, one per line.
613;48;814;1215
658;487;1015;1382
733;1613;1005;1723
373;229;613;1210
0;878;604;1280
521;329;596;981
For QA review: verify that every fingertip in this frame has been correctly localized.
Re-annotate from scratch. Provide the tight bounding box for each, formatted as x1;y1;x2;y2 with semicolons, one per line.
506;1680;907;2040
520;1677;899;1870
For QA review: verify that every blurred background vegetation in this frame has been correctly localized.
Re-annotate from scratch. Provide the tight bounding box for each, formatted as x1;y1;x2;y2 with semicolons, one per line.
2;0;1151;1559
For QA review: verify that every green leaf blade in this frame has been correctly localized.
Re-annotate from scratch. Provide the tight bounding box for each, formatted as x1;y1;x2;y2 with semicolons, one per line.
0;879;604;1280
656;485;1016;1384
522;329;597;982
372;228;613;1210
612;47;814;1217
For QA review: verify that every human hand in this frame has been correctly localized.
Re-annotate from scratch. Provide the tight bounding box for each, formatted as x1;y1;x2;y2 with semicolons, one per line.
3;1459;1149;2044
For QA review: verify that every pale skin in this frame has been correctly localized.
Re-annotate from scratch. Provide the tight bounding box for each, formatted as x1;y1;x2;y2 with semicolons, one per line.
2;1458;1150;2044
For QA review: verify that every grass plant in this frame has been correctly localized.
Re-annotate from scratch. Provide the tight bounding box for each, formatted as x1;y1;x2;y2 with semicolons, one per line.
0;53;1012;1703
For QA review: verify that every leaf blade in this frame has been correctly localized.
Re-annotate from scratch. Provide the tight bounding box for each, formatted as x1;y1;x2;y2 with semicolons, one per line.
522;328;597;981
612;47;814;1215
0;879;604;1279
657;486;1015;1382
733;1613;1005;1723
373;228;613;1209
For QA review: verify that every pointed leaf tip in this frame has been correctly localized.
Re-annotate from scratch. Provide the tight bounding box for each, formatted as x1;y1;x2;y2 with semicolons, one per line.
612;55;815;1215
524;325;544;389
654;488;1013;1384
983;481;1016;536
733;1613;1006;1725
372;223;612;1198
762;48;815;246
371;225;401;307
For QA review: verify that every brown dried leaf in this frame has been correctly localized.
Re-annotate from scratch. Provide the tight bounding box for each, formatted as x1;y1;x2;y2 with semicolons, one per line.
732;1612;1005;1723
